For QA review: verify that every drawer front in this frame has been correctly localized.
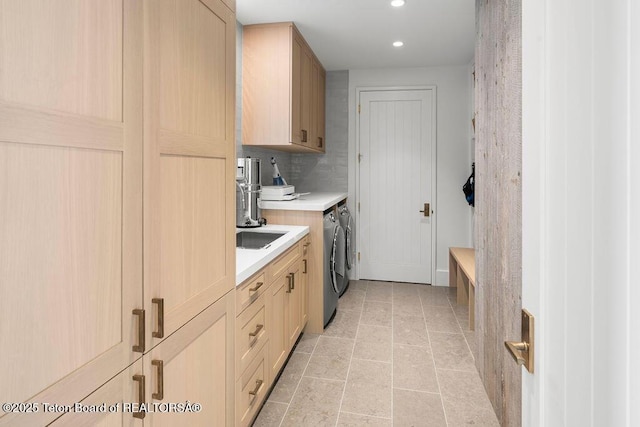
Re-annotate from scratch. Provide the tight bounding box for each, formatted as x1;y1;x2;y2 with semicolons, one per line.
269;242;301;281
237;271;267;314
236;292;268;378
235;343;269;427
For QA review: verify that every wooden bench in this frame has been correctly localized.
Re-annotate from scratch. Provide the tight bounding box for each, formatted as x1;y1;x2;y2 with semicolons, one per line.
449;247;476;330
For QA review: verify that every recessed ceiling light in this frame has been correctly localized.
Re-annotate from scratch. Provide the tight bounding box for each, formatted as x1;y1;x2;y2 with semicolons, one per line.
393;41;404;47
391;0;406;7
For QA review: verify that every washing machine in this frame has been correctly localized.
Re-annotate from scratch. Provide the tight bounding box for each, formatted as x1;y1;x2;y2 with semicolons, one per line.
337;205;355;297
323;211;344;326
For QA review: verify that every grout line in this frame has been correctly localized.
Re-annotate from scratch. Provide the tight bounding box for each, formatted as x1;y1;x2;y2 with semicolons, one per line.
277;335;320;427
350;356;392;363
339;409;393;420
334;283;365;427
421;286;450;427
447;295;476;360
392;386;441;395
301;375;348;383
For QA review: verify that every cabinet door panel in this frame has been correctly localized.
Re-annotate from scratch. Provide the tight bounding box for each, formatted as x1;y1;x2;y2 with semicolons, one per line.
288;265;302;348
144;0;236;347
49;361;143;427
300;47;313;147
145;292;235;427
269;274;288;380
290;32;303;144
0;1;142;425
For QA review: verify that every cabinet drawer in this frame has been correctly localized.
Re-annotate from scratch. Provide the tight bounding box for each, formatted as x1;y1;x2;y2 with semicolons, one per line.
237;271;267;314
235;343;268;427
236;292;268;378
269;242;301;281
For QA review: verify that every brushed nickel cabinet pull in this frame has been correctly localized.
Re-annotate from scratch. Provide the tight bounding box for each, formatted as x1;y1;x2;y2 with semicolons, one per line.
248;379;264;402
132;374;145;419
286;274;293;293
249;324;264;348
303;259;308;274
249;282;264;293
301;129;308;142
132;309;145;353
152;298;164;338
152;360;164;400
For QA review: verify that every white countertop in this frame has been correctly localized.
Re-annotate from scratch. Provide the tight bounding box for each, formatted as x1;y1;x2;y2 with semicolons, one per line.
236;225;309;285
259;192;348;211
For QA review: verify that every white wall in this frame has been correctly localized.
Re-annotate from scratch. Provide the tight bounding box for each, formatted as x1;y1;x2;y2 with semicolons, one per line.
348;66;473;285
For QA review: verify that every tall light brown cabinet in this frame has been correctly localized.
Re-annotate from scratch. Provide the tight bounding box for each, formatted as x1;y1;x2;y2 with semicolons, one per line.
0;0;236;425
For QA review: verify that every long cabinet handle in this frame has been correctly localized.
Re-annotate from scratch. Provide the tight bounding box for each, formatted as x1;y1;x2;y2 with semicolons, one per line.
132;309;145;353
152;360;164;400
301;129;308;142
132;374;146;419
303;259;307;274
286;274;293;293
249;282;264;293
152;298;164;338
248;379;264;402
291;272;295;290
249;324;264;348
317;137;323;148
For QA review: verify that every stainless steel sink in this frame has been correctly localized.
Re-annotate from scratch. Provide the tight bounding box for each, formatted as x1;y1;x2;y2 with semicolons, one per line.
236;231;286;249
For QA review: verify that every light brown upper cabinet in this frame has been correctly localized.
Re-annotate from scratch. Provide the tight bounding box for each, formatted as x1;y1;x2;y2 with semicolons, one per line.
242;22;326;153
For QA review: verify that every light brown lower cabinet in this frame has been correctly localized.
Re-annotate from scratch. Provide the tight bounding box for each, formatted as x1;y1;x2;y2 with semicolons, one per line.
235;237;309;426
49;292;235;427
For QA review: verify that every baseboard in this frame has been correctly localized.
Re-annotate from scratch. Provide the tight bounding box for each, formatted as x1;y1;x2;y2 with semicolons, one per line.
434;269;449;287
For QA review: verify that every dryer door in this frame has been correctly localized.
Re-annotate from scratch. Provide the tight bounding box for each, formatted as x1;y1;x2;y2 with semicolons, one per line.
331;224;346;293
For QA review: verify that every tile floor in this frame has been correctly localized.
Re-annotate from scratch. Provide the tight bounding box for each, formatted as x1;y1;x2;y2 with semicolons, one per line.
252;280;499;427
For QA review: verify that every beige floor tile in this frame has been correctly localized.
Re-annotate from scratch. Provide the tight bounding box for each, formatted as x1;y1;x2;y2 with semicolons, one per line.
304;336;354;381
340;359;392;418
324;308;360;339
436;368;492;406
353;324;392;362
430;332;476;371
269;352;311;403
393;344;438;392
340;288;365;311
451;302;472;331
281;377;345;426
419;286;453;307
337;412;392;426
393;389;447;427
393;297;425;317
393;313;430;347
463;330;477;358
423;305;461;334
365;281;393;302
348;280;368;292
442;400;500;427
252;401;288;426
360;301;393;327
392;282;423;297
295;333;320;354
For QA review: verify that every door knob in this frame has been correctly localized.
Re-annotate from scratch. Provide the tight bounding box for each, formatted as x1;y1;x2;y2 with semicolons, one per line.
419;203;430;217
505;309;534;373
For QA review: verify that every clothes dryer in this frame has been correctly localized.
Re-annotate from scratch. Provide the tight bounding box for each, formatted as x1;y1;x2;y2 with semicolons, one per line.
323;212;344;326
337;205;355;297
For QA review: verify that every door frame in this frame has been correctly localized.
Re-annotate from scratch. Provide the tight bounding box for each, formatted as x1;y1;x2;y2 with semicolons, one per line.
354;85;437;285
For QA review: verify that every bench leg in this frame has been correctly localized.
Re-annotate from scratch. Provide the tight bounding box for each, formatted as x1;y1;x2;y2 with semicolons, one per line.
457;265;469;305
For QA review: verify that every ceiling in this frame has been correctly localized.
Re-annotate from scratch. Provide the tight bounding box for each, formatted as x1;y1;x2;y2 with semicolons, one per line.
236;0;476;71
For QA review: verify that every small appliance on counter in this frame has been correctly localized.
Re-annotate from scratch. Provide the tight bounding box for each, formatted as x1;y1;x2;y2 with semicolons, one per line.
236;157;267;228
261;185;298;201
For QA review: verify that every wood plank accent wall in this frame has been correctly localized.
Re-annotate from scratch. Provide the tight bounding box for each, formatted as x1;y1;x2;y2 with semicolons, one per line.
474;1;522;426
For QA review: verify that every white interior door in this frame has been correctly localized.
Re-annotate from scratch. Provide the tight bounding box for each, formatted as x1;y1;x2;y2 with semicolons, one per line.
522;0;640;425
358;89;435;284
